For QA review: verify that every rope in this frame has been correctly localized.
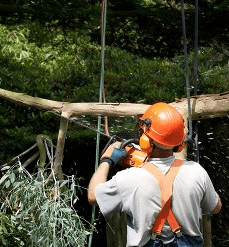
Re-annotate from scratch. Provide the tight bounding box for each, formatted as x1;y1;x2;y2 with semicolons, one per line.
181;0;199;162
88;1;107;246
194;0;198;97
194;0;199;162
181;0;193;144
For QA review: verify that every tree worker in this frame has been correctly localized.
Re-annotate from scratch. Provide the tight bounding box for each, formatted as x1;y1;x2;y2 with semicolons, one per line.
88;102;222;247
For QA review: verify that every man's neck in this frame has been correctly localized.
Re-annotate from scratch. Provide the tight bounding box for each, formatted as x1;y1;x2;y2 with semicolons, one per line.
149;147;173;158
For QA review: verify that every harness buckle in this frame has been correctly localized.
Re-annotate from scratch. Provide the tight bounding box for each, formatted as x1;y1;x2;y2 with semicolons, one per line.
150;233;158;240
175;230;183;238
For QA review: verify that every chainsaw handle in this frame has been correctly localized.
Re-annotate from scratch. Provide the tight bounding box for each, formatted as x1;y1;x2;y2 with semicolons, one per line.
101;136;139;157
120;138;139;149
101;136;145;168
101;135;123;156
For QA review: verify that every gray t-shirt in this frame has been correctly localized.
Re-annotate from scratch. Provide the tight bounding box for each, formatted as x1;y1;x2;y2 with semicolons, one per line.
95;156;219;247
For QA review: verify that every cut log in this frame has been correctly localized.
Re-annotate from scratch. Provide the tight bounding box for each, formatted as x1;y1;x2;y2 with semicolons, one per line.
0;88;228;119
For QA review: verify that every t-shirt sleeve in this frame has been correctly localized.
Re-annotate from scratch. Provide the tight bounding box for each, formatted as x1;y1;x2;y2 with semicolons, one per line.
95;176;122;217
200;169;219;214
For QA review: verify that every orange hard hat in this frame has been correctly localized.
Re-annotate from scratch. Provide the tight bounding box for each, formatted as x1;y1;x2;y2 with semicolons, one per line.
139;102;185;150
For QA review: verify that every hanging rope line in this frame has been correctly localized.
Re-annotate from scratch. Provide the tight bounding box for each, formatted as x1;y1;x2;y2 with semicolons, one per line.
194;0;199;162
194;0;199;97
181;0;199;163
88;1;107;246
180;0;193;145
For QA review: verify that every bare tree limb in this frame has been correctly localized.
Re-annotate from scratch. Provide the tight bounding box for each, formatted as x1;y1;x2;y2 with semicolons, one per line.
53;111;71;181
170;92;229;119
20;151;39;171
0;143;38;168
0;88;228;119
1;87;228;184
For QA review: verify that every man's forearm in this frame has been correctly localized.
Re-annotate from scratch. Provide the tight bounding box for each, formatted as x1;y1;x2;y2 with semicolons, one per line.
211;197;222;214
88;141;125;205
88;162;110;205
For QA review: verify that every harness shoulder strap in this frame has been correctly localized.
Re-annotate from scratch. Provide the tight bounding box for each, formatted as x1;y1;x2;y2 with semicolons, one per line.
142;159;184;235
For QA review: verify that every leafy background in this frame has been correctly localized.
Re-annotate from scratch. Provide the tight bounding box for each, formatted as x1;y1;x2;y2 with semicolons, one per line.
0;0;228;246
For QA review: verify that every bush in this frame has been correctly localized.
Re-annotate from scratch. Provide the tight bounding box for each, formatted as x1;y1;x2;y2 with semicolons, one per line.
0;160;89;247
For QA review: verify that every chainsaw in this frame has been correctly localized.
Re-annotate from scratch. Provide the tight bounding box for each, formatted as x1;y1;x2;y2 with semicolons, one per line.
101;135;148;168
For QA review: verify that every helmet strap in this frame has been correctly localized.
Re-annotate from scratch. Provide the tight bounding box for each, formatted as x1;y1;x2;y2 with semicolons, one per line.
138;118;151;130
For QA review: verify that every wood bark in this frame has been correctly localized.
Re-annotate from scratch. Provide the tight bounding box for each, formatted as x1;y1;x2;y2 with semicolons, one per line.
106;213;127;247
53;111;71;181
0;88;229;118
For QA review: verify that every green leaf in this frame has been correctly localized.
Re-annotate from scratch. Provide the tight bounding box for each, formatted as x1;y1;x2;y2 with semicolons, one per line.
0;174;10;185
1;166;10;171
5;180;10;189
2;225;8;234
2;237;7;246
60;208;72;213
60;180;68;188
10;172;16;184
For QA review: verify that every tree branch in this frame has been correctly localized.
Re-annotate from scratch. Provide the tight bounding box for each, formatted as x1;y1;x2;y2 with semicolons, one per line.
1;87;228;184
0;88;228;119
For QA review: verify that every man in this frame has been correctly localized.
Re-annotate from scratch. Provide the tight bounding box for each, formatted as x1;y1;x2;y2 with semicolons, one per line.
88;102;221;247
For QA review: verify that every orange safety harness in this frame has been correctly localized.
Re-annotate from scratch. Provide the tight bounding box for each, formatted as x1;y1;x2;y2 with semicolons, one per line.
142;159;184;238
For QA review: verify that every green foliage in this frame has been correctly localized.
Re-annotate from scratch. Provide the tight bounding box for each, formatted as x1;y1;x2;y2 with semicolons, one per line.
173;47;229;95
0;2;228;246
0;212;24;246
0;21;228;104
0;162;89;247
1;0;229;58
0;21;101;100
0;20;228;162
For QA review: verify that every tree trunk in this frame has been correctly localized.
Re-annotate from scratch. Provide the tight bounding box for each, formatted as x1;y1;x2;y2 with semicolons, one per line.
106;213;127;247
53;111;71;181
0;88;228;118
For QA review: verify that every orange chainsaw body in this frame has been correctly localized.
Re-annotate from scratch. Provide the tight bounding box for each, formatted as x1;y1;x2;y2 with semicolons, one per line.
121;145;148;168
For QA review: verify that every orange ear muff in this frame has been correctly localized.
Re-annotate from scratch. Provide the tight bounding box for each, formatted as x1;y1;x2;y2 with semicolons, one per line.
139;133;153;154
